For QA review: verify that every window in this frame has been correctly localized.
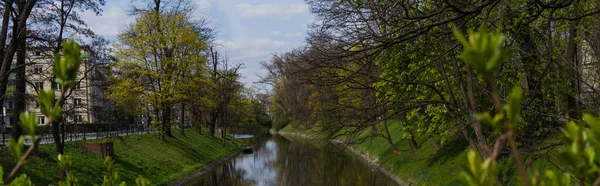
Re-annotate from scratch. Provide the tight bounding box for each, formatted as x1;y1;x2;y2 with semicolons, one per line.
35;99;40;108
73;98;82;107
35;52;40;56
75;81;81;90
7;100;13;109
54;81;61;90
8;117;13;126
74;115;82;123
35;82;44;90
37;116;45;125
34;65;43;74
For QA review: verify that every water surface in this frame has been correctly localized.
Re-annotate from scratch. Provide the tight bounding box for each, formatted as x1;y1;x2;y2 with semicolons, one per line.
188;134;398;186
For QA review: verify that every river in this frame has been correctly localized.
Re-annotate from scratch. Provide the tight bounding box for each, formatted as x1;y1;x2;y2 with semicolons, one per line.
187;133;398;186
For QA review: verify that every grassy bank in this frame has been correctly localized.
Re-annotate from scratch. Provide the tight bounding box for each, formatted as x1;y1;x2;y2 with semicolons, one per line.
280;122;565;186
280;122;471;186
0;128;243;185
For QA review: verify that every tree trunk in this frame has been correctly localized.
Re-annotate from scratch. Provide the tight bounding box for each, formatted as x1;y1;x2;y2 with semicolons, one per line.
52;120;64;154
405;129;418;152
11;28;26;140
180;103;185;135
155;106;163;140
221;109;226;146
163;104;172;137
209;112;217;136
382;118;402;156
466;64;490;157
448;51;478;151
196;110;202;134
430;136;439;151
566;21;580;119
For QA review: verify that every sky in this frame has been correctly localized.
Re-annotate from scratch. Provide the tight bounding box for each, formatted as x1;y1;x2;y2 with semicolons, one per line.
80;0;314;90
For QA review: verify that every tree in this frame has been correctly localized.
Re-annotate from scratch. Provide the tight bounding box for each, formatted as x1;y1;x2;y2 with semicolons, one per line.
25;0;107;154
0;0;38;141
205;47;245;137
264;0;600;168
110;10;207;140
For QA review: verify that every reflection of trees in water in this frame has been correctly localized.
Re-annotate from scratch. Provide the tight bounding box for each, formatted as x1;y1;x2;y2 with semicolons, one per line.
189;159;252;186
273;136;397;186
190;135;396;186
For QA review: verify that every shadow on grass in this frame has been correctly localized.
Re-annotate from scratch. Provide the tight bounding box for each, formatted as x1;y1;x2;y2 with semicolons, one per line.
167;136;214;164
427;136;468;167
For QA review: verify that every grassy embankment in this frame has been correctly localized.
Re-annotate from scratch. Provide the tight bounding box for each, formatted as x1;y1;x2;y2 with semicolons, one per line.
0;128;243;185
279;121;563;186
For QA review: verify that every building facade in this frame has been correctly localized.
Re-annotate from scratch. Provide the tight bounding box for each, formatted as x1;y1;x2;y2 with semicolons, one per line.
2;49;112;131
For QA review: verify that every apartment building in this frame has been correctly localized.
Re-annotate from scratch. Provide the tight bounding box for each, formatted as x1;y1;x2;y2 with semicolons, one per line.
1;48;112;130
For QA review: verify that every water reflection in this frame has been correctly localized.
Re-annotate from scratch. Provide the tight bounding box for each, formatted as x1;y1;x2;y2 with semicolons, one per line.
189;134;397;186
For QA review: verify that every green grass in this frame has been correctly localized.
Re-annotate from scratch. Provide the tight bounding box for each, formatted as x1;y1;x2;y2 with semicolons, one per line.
281;122;567;186
280;122;475;186
0;128;242;185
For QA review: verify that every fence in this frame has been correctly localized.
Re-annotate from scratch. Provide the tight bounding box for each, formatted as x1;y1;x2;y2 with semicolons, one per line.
0;124;157;146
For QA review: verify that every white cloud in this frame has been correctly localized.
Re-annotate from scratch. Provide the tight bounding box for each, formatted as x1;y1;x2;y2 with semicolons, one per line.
81;5;133;39
212;38;291;86
195;0;212;11
269;31;303;38
235;3;309;19
214;38;286;51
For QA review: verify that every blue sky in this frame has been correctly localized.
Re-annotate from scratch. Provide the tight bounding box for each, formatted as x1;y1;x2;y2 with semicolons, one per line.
81;0;314;89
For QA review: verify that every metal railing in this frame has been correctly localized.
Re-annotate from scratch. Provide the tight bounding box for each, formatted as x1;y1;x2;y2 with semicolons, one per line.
0;124;157;146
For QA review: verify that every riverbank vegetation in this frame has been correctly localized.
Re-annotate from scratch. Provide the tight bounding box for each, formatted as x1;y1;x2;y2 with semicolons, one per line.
264;1;600;185
0;128;242;185
280;122;468;185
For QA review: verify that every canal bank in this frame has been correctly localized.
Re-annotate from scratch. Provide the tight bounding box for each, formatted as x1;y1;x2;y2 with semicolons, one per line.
188;132;399;185
278;123;469;186
276;131;409;186
0;128;243;185
171;148;242;186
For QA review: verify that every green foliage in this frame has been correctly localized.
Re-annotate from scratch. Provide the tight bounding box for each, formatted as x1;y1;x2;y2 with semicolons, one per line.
10;174;32;186
505;87;522;128
110;11;210;137
452;25;514;81
459;26;600;186
8;137;23;161
461;150;498;186
56;154;77;186
18;112;37;141
273;117;291;131
465;114;600;186
53;39;85;89
135;177;150;186
0;128;241;185
5;85;15;99
57;154;73;172
0;39;157;185
100;156;126;186
38;89;62;121
253;115;273;128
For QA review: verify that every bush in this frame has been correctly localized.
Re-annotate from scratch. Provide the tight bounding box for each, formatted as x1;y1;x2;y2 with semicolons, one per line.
272;117;291;131
255;115;273;128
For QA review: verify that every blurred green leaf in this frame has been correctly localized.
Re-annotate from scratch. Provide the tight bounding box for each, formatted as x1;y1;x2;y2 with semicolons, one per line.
505;86;522;128
8;137;24;161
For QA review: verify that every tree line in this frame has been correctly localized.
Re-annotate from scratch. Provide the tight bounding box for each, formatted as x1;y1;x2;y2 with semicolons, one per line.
107;0;269;142
0;0;270;156
263;0;600;175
